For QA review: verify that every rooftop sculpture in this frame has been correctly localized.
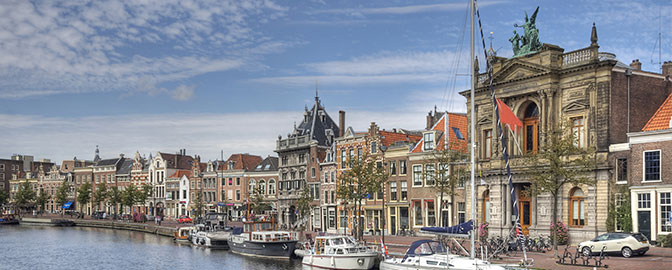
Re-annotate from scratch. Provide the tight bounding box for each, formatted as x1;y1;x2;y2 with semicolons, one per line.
509;7;541;57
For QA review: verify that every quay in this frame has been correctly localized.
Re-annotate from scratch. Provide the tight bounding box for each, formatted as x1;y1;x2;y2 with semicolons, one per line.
18;217;175;237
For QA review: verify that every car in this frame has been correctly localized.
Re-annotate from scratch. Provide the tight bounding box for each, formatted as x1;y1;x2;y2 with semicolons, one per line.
177;215;192;224
578;232;650;258
92;211;107;220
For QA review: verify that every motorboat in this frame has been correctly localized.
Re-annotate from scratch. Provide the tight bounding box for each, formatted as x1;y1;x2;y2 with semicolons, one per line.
301;235;378;270
379;239;510;270
0;215;19;225
190;223;231;249
173;226;193;242
229;219;297;259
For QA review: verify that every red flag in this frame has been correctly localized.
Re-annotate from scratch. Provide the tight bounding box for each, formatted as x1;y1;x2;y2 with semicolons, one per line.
496;98;523;132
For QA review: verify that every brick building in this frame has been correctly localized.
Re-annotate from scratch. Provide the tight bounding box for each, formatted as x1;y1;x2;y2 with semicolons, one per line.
220;153;262;219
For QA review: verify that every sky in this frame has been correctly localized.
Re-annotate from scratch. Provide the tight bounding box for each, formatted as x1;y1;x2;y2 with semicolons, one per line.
1;0;671;163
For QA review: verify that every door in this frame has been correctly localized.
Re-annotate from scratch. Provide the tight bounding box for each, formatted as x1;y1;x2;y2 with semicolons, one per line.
391;216;397;235
638;211;651;240
519;201;531;235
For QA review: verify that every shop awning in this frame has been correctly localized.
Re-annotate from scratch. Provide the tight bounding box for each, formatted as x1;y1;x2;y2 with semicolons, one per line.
62;201;73;209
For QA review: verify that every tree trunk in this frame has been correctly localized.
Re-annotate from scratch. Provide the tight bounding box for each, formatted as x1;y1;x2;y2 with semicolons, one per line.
552;190;558;257
439;189;445;227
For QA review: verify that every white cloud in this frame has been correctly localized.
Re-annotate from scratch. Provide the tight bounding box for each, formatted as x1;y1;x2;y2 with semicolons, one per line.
0;110;433;163
0;0;288;100
310;1;506;16
171;85;196;101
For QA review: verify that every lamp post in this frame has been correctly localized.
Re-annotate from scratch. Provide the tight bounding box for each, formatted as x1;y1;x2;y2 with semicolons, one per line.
379;144;388;245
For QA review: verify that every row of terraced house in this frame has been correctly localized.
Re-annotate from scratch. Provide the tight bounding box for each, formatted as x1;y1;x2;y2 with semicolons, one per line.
4;32;672;243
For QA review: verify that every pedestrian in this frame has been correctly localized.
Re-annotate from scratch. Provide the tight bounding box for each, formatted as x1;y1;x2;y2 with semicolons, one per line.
158;215;162;226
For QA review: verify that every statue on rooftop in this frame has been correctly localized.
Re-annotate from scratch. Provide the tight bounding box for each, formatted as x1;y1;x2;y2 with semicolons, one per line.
510;6;541;57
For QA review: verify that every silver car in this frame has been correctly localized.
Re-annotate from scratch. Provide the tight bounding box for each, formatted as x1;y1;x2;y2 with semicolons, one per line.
578;232;650;258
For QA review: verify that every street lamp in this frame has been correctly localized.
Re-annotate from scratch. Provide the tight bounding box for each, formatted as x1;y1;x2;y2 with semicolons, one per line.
379;144;388;245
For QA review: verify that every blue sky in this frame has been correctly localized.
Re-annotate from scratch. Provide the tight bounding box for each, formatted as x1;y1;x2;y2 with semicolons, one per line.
1;0;670;163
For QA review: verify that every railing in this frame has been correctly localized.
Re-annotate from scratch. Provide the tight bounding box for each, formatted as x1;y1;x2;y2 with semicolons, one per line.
276;134;310;150
562;47;596;67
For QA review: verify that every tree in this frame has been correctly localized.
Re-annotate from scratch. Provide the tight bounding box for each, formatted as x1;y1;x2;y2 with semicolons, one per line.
108;186;122;217
54;181;71;215
121;184;137;215
250;186;269;216
295;185;313;229
92;183;108;212
135;184;152;213
336;154;385;239
0;189;8;206
526;121;596;255
77;182;92;215
14;181;36;216
193;191;204;218
425;147;468;227
35;188;50;215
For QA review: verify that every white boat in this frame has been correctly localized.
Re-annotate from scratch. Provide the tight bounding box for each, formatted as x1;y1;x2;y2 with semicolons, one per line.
301;235;378;270
379;240;508;270
190;224;231;249
174;226;194;242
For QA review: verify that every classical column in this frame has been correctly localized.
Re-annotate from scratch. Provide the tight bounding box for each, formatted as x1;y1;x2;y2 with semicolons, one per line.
505;182;512;228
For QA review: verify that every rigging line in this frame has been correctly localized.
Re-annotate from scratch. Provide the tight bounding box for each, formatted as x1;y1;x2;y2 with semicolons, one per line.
442;0;470;113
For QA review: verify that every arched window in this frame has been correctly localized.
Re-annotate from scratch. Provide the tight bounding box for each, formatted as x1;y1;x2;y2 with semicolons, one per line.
259;180;266;195
249;179;256;194
522;102;540;154
268;179;276;195
569;187;585;227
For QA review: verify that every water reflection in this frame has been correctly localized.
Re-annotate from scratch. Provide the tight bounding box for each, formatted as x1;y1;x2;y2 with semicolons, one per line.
0;226;302;270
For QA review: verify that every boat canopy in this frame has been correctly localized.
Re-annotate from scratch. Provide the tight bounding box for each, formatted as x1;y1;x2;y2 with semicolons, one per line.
405;240;447;256
62;201;73;209
420;220;473;235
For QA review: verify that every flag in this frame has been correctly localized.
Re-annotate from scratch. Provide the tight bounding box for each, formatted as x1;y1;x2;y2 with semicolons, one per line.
496;98;522;132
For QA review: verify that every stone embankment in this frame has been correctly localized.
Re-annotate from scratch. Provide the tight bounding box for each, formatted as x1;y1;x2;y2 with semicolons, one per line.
20;217;176;237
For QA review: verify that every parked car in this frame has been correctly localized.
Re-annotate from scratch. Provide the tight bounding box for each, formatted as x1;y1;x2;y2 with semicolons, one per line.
578;232;650;258
177;215;192;224
92;211;107;220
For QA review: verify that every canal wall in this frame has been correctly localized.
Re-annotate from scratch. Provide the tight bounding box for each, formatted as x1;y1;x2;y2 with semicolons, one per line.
20;217;176;237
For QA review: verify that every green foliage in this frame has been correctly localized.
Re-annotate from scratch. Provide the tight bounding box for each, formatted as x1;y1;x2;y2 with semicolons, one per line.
607;185;631;233
121;184;137;214
658;234;672;248
136;184;152;206
296;185;312;222
14;181;36;207
550;221;569;245
35;188;50;213
0;189;9;206
107;186;122;215
250;186;269;216
54;181;70;208
92;183;108;210
76;182;92;212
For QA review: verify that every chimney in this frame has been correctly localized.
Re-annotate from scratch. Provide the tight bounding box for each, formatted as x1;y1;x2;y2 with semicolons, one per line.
338;110;345;137
662;61;672;77
119;153;124;159
630;59;642;70
426;111;434;130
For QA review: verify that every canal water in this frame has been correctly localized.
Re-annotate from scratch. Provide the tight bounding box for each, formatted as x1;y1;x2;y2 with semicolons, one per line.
0;225;303;270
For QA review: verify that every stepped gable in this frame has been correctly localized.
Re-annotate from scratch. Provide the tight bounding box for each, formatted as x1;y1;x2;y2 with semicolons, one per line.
642;92;672;131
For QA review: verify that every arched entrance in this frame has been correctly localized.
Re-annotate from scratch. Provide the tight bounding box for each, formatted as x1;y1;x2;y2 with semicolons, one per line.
522;102;540;154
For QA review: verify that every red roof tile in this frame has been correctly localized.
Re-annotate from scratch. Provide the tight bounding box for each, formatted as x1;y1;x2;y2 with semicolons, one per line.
226;154;263;171
642;92;672;131
411;112;467;153
168;170;190;178
379;131;422;147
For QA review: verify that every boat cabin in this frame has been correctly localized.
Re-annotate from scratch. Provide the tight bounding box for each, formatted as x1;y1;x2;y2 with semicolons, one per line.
250;231;291;242
312;236;368;255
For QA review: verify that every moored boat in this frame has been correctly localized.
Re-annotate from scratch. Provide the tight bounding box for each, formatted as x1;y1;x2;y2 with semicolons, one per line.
379;239;509;270
0;215;19;225
301;235;378;270
173;226;193;242
190;224;231;249
229;219;297;259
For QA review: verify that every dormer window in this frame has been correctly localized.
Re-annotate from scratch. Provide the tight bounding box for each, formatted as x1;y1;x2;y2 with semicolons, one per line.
424;132;435;151
228;161;235;170
193;169;198;177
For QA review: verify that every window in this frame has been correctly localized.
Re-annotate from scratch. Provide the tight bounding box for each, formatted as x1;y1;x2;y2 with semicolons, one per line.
324;172;328;183
0;164;4;170
617;158;628;183
614;193;625;231
401;181;408;201
371;142;377;154
523;102;539;154
569;188;585;227
644;150;661;181
311;168;316;178
638;193;651;209
661;192;672;232
572;117;585;148
299;171;305;179
357;147;362;160
400;160;407;175
331;172;335;183
413;165;422;186
259;180;266;195
390;161;397;175
427;201;436;226
324;191;329;204
339;210;347;228
331;191;335;204
425;164;435;186
236;177;241;185
414;201;423;226
282;156;288;166
483;129;492;159
341;150;346;169
423;132;435;151
390;182;397;201
299;154;305;164
458;202;466;224
268;180;276;195
236;190;240;201
348;149;354;166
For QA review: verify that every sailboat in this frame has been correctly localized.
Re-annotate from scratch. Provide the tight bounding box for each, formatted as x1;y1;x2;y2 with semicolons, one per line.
380;0;528;269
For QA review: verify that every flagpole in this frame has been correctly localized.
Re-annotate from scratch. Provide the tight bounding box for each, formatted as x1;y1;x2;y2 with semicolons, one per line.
469;0;476;259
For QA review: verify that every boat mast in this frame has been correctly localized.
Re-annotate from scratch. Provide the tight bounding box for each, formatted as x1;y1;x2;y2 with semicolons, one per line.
469;0;476;259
